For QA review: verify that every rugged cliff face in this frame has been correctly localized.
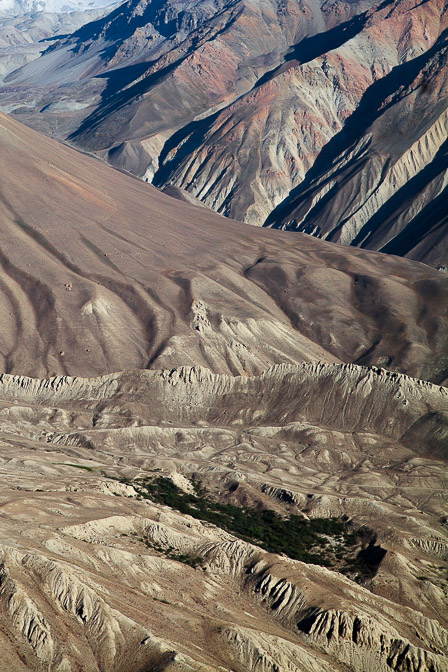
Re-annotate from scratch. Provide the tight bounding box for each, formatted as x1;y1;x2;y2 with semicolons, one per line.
1;0;446;265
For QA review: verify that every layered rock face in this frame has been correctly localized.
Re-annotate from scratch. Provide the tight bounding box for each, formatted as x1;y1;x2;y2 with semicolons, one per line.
267;27;448;269
0;362;447;672
0;0;446;265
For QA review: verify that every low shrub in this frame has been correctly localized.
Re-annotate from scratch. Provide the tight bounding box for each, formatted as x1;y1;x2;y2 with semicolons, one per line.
131;477;376;571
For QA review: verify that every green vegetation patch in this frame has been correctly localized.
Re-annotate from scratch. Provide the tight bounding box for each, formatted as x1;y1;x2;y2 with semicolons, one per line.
63;463;96;472
143;539;205;569
126;476;377;572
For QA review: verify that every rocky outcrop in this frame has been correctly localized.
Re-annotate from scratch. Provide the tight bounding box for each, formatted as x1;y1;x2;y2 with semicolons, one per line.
241;559;448;672
0;560;55;665
0;356;446;670
219;625;331;672
1;362;446;446
0;484;447;672
297;608;448;672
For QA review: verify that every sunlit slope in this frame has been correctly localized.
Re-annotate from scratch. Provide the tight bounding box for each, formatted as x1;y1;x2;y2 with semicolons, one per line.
0;111;447;382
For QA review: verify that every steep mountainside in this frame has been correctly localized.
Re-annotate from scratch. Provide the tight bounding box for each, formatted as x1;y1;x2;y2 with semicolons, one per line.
1;111;448;383
0;0;116;17
0;0;446;265
266;27;448;269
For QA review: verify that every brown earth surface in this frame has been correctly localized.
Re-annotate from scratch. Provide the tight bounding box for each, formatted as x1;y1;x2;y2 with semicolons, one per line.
0;112;447;672
0;111;447;383
0;364;447;671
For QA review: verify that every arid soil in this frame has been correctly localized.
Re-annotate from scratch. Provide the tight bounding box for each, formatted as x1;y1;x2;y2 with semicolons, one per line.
0;112;447;382
0;363;447;671
0;113;447;672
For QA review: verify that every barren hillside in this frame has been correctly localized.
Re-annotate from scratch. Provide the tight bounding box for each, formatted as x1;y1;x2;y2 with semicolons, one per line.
1;111;447;382
0;112;447;672
0;363;447;671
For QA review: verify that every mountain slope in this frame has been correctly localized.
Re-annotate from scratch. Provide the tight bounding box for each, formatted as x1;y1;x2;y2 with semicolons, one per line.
0;0;116;17
0;6;115;80
1;111;448;383
266;27;448;269
0;0;446;266
0;112;447;672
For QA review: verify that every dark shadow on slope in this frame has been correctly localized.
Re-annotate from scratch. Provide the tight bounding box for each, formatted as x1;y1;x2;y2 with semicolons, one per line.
43;0;201;57
69;0;180;46
68;56;183;141
351;541;387;578
408;0;433;9
39;34;70;43
287;153;374;234
265;28;448;229
42;0;137;55
380;186;448;257
95;58;159;101
348;139;448;251
153;0;396;187
152;109;223;188
68;6;243;144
